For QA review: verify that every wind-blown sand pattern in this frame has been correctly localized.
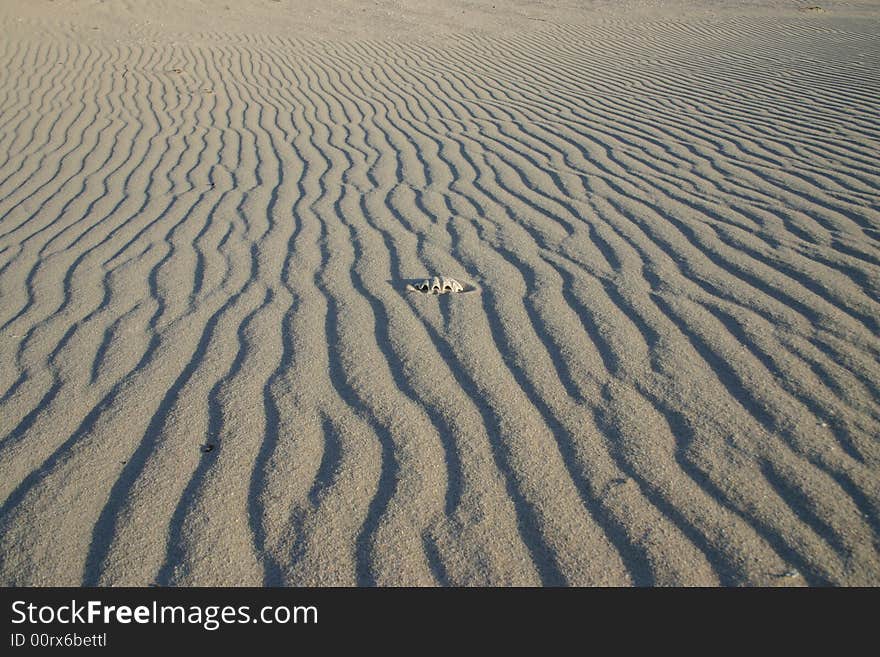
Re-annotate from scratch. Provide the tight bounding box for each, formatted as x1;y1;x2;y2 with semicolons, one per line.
1;1;879;586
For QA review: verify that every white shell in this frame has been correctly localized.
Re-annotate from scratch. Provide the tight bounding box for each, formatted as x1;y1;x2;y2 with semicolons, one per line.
412;276;464;294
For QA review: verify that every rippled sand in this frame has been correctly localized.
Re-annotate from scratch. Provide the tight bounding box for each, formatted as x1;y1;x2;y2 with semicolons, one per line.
0;0;878;586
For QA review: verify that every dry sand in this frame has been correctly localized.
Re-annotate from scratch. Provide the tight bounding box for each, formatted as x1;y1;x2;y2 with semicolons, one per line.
0;0;879;586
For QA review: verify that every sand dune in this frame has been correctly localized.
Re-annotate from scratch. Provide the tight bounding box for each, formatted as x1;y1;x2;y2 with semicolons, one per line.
0;1;878;586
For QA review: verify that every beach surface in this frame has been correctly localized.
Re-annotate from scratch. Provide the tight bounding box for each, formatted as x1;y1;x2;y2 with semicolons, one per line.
1;0;879;586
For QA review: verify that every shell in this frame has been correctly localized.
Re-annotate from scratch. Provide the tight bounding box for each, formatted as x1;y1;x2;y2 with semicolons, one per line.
414;276;464;294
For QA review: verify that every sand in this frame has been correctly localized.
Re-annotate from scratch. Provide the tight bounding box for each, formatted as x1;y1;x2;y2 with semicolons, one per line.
0;0;878;586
